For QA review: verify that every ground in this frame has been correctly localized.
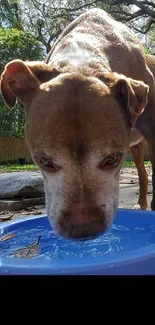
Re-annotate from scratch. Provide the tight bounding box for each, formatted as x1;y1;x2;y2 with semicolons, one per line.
0;163;153;222
119;166;152;209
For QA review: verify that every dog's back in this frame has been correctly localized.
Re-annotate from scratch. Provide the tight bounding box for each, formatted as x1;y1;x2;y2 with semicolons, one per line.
46;8;145;78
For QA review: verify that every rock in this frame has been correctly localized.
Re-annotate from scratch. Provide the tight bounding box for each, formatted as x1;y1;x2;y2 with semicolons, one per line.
0;197;45;211
0;171;44;199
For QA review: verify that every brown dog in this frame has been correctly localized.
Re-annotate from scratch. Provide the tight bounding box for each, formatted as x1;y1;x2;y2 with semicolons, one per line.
0;8;154;240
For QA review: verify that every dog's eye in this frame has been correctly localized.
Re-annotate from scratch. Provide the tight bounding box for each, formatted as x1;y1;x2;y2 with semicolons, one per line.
99;154;122;170
40;157;60;172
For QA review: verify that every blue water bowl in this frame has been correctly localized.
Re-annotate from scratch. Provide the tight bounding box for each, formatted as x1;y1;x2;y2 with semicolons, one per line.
1;208;155;275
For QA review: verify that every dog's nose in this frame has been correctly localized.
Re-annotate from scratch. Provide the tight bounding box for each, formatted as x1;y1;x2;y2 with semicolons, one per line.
58;211;107;239
66;222;106;239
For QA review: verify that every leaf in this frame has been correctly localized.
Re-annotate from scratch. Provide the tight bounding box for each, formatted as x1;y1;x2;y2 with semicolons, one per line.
33;211;42;215
10;236;42;259
0;214;14;222
0;233;16;242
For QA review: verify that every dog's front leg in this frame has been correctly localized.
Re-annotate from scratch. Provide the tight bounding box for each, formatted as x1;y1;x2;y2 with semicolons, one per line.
137;123;155;210
130;141;148;210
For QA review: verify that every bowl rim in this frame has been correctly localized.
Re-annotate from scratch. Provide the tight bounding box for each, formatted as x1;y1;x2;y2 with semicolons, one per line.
1;208;155;274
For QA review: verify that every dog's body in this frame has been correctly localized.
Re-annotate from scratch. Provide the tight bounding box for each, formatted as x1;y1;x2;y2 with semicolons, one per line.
1;8;155;239
129;54;155;211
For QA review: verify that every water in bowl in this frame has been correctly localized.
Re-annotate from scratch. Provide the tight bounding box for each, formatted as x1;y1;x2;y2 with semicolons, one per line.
0;216;155;260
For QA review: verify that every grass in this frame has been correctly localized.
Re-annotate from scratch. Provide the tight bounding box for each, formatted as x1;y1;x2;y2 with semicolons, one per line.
0;163;38;173
0;160;152;173
123;160;151;168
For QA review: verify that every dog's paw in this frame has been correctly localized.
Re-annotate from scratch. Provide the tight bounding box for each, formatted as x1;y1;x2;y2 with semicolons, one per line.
132;204;141;210
132;203;147;210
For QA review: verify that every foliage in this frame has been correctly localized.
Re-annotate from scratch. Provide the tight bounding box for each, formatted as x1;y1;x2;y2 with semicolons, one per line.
0;27;43;138
1;0;155;138
0;27;43;74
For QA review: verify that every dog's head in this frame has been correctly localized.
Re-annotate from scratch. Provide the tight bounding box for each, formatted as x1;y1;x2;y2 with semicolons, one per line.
0;60;149;239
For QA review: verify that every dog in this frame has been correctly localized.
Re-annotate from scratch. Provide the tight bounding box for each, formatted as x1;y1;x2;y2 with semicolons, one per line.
1;8;155;240
130;54;155;210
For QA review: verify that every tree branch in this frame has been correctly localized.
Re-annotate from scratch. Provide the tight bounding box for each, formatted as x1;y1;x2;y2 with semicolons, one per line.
126;0;155;18
134;18;155;34
110;8;144;21
140;1;155;9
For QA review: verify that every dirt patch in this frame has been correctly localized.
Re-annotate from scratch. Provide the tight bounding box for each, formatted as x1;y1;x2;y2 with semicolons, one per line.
0;205;46;221
120;166;152;176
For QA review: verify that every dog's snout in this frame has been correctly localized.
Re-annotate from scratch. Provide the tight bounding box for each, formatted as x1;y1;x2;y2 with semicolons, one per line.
57;206;108;239
67;221;107;239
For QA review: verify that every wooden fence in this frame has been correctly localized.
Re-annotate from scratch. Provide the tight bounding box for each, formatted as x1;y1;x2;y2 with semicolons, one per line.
0;137;32;163
0;136;151;164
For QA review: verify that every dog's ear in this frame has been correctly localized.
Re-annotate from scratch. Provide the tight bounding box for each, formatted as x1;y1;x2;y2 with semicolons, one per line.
25;61;60;83
112;75;149;119
97;72;149;125
0;59;60;109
